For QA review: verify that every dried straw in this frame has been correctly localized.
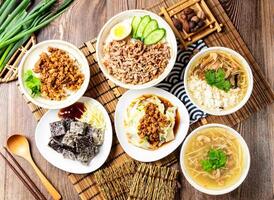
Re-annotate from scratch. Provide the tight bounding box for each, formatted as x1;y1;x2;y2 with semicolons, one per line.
128;163;179;200
94;160;140;200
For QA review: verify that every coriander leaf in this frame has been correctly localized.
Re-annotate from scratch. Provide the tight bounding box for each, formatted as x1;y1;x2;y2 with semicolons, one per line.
201;160;213;172
204;68;232;92
200;149;227;172
215;68;225;82
222;80;231;92
205;70;215;85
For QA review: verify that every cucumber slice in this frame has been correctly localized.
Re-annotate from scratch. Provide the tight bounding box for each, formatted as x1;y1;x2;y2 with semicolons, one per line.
135;15;151;39
142;19;158;39
131;16;141;38
144;28;166;45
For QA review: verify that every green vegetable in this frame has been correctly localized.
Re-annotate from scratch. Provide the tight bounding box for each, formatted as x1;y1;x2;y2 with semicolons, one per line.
143;28;166;45
205;68;231;92
131;16;142;38
201;149;227;172
23;70;41;97
142;19;158;39
135;15;151;39
0;0;74;72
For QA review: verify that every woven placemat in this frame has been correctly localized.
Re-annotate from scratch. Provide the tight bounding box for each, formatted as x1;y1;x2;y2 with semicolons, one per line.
16;0;274;199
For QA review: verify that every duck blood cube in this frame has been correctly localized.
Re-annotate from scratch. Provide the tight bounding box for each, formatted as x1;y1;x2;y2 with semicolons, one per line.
50;121;66;137
48;139;63;153
75;135;92;153
86;125;104;145
62;149;76;160
70;121;87;135
61;131;77;148
77;146;98;165
62;118;73;131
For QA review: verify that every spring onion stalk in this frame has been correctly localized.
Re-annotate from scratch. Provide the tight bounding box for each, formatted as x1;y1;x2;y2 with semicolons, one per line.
0;0;30;32
0;44;13;70
0;0;11;16
0;0;17;25
0;10;27;39
0;0;74;72
0;36;31;71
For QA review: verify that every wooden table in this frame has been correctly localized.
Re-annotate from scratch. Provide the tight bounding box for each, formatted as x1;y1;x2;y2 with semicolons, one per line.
0;0;273;199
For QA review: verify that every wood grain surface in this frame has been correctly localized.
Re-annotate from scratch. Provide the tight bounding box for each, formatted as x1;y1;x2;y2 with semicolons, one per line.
0;0;273;200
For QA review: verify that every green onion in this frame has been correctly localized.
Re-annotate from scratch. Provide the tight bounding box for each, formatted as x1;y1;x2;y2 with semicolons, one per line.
0;0;30;32
0;0;74;73
0;0;17;25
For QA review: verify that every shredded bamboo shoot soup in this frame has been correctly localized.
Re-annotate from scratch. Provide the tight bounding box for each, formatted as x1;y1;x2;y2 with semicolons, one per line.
187;51;249;112
183;127;244;189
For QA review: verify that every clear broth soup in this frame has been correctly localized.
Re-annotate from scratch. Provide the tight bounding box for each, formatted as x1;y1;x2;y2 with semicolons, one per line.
184;127;245;189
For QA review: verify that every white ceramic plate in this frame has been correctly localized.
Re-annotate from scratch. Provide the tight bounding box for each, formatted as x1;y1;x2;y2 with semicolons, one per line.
115;87;190;162
18;40;90;109
96;9;177;90
35;97;112;174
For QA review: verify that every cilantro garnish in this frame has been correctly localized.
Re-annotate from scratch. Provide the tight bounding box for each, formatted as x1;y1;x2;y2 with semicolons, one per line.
23;70;41;97
200;149;227;172
205;69;231;92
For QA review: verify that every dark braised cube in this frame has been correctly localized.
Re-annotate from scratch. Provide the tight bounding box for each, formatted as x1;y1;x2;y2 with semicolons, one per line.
86;125;104;146
48;139;63;153
49;121;66;137
62;149;76;160
62;118;73;131
70;121;87;135
75;135;92;154
61;131;77;148
77;146;99;165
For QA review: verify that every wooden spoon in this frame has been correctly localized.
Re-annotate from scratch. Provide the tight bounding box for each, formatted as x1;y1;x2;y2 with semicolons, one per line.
7;134;61;200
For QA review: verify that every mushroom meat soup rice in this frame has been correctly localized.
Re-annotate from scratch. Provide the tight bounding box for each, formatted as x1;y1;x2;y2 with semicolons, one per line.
183;127;245;189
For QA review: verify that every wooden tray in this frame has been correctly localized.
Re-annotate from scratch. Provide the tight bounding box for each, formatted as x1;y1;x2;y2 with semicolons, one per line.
0;36;36;83
17;0;274;199
160;0;223;48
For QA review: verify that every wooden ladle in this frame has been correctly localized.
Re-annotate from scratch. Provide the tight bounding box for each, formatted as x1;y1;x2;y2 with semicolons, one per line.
7;134;61;200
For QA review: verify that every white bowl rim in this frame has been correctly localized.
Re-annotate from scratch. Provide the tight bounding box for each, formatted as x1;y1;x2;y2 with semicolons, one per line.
179;123;251;195
96;9;177;90
183;46;253;116
18;39;90;109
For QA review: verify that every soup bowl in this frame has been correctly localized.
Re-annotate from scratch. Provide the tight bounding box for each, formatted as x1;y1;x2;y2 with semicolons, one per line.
184;47;253;116
180;123;250;195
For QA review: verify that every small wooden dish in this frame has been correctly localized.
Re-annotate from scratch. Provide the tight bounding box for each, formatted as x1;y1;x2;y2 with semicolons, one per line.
160;0;223;48
0;35;36;83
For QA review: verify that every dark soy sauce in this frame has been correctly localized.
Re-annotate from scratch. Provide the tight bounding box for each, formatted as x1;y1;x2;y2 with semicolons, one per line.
58;102;86;120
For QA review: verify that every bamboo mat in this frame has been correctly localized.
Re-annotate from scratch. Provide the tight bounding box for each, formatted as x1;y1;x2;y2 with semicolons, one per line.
17;0;274;199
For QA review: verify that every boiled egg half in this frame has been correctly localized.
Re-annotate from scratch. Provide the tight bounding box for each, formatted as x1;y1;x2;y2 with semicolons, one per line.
110;19;132;41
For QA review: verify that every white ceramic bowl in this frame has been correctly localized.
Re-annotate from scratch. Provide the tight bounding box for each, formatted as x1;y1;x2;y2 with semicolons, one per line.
96;9;177;90
115;87;190;162
18;40;90;109
180;123;250;195
184;47;253;115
